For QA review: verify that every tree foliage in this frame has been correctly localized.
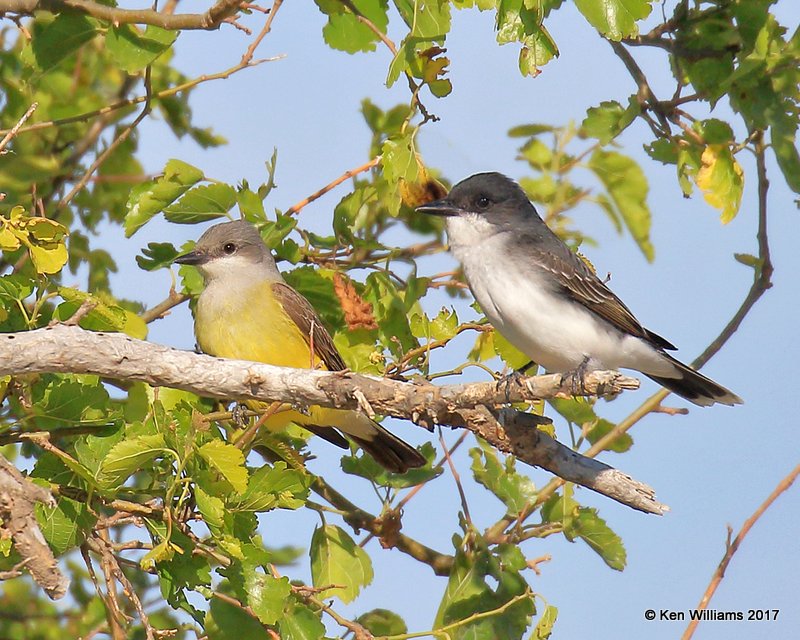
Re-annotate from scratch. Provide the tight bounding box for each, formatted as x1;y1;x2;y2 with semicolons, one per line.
0;0;796;638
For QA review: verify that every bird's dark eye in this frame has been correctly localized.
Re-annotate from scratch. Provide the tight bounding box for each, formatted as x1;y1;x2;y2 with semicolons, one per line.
476;195;491;209
223;242;236;255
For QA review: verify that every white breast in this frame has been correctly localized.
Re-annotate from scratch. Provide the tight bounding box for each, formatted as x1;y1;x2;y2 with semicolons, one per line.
446;216;673;376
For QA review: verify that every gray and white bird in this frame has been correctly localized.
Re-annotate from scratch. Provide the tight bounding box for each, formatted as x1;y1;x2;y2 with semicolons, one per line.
417;172;742;407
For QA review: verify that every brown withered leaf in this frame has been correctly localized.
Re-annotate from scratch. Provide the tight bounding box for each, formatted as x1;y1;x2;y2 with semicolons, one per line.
399;163;448;209
333;272;378;331
375;507;402;550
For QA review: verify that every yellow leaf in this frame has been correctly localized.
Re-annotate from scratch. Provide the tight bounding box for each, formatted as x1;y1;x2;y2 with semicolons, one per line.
122;310;148;340
21;217;69;274
696;145;744;223
0;226;20;251
28;241;68;274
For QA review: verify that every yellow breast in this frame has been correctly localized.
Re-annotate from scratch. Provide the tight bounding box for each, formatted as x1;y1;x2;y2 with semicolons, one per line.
195;280;322;370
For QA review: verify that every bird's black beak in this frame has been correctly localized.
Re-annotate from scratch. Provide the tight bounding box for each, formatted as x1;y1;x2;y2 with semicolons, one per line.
174;250;208;266
416;199;461;217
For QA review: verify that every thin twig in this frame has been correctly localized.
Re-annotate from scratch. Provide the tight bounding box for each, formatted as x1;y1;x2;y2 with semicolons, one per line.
310;475;455;575
681;462;800;640
0;102;38;153
439;427;472;525
283;157;380;216
57;68;153;209
140;291;190;324
240;0;283;65
384;322;490;375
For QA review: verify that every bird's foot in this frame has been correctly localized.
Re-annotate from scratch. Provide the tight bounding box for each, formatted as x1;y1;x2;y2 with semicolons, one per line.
563;356;591;397
496;361;536;404
231;402;249;428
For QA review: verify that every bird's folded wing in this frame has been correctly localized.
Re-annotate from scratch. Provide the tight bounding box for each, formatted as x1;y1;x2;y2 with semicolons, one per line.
271;282;348;371
537;249;676;350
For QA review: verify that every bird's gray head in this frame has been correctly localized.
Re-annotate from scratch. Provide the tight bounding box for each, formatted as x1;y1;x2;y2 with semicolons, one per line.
174;219;280;283
416;172;543;249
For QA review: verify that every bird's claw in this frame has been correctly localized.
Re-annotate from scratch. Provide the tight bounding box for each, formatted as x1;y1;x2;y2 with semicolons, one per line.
563;356;591;396
231;402;249;427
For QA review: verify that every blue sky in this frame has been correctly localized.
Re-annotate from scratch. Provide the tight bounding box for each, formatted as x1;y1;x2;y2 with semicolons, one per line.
103;1;800;637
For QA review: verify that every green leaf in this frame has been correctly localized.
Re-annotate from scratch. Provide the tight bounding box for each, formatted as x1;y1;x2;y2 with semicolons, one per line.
470;440;537;515
164;183;237;224
395;0;451;39
0;274;34;302
247;571;292;626
571;507;627;571
125;159;205;236
585;417;632;453
310;525;373;603
695;145;744;223
106;24;177;73
195;486;226;531
770;114;800;193
694;118;734;145
494;330;531;371
31;14;98;73
237;187;268;222
73;425;125;476
149;526;211;618
382;134;420;184
573;0;652;41
315;0;389;53
435;541;492;628
231;462;310;511
410;307;459;341
258;214;297;250
356;609;408;636
54;288;146;338
35;375;110;427
435;534;535;639
206;596;270;640
468;330;496;363
136;242;180;271
734;253;761;269
36;496;97;556
197;440;248;495
581;98;640;144
540;489;579;531
532;605;558;639
644;138;678;165
550;398;632;452
519;138;553;170
97;434;168;489
496;0;559;76
283;266;344;330
278;597;326;640
508;124;556;138
588;149;653;261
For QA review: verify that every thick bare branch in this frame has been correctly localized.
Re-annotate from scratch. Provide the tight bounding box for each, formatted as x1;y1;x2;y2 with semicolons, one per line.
0;325;667;514
0;0;247;30
0;453;69;599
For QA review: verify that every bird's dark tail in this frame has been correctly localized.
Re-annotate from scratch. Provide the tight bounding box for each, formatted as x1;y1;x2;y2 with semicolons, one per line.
647;354;742;407
349;421;426;473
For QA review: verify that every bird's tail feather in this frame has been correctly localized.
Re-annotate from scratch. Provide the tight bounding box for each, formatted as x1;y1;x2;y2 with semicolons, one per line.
348;422;426;474
305;407;426;473
647;354;742;407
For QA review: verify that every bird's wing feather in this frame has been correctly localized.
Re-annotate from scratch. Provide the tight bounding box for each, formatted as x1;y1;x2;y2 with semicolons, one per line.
536;249;676;350
271;282;348;371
